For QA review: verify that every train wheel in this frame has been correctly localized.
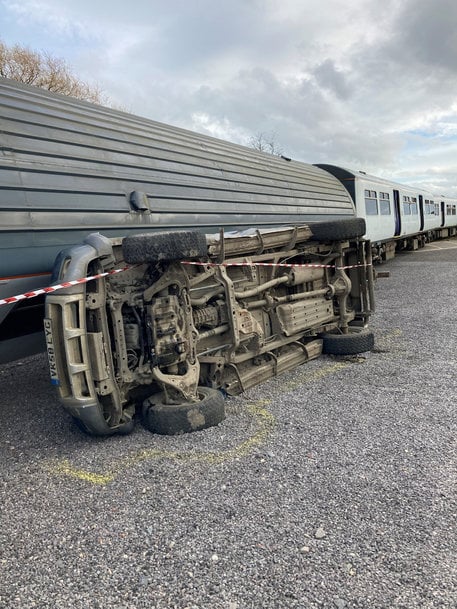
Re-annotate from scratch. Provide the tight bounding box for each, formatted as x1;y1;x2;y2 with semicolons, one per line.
309;218;366;241
321;327;374;355
142;387;225;435
122;230;207;264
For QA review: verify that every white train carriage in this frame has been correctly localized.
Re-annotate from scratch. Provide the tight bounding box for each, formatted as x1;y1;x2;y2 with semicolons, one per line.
316;165;457;260
442;196;457;235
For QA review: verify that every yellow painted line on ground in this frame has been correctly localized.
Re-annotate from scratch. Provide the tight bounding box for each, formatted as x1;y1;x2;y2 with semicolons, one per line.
279;361;350;394
47;359;370;485
51;460;115;485
380;328;403;339
47;400;275;485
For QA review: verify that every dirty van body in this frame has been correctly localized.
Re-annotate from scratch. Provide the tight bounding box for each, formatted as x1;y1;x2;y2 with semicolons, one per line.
45;220;374;436
0;78;357;363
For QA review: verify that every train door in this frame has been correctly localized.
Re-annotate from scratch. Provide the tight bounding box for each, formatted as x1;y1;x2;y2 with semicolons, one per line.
419;195;424;231
440;201;445;227
393;189;401;235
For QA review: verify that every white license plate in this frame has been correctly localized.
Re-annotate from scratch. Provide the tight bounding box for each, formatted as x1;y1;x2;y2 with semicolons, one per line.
43;318;60;386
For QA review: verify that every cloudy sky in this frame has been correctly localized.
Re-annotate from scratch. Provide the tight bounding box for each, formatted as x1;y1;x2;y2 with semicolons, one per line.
1;0;456;195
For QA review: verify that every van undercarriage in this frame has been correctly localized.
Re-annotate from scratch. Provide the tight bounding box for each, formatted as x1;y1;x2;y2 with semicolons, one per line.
45;219;374;436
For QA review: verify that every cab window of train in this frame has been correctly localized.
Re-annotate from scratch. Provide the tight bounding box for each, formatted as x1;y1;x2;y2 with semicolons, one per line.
364;189;378;215
379;192;391;215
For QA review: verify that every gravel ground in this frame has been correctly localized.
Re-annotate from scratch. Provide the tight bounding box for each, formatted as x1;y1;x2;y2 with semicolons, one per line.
1;243;456;609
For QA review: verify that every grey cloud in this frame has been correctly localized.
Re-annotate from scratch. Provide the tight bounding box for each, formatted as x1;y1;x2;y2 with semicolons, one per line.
313;59;351;99
392;0;457;72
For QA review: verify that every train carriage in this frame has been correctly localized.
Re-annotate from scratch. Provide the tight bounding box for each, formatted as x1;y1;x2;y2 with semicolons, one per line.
317;164;457;260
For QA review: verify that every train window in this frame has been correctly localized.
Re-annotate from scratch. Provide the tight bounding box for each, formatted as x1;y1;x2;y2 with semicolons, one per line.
365;197;378;215
364;190;378;215
379;193;391;215
380;201;390;215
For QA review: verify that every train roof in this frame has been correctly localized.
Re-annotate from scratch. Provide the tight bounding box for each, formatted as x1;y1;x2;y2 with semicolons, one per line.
315;164;441;198
0;78;355;213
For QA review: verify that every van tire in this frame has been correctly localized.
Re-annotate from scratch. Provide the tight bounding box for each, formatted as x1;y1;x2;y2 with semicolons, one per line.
142;387;225;435
321;328;374;355
122;230;208;264
309;218;366;242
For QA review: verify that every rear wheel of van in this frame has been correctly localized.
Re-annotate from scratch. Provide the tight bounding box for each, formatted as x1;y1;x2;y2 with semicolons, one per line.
320;327;374;355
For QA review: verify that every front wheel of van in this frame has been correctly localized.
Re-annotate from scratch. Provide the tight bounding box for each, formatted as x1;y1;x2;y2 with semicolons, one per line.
142;387;225;435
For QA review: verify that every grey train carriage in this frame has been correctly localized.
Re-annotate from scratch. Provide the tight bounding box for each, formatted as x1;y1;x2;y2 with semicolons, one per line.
0;77;362;365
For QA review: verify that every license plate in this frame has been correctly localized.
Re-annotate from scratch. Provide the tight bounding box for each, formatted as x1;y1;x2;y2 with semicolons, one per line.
43;318;60;386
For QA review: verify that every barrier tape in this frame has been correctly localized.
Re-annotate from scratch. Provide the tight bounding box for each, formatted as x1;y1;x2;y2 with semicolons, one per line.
0;259;371;308
0;266;131;307
181;261;372;270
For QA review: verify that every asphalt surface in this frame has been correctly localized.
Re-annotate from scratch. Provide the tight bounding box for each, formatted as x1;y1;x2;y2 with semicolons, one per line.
1;242;456;609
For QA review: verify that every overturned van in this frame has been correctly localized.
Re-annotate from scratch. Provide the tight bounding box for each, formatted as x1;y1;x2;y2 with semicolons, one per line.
45;220;374;436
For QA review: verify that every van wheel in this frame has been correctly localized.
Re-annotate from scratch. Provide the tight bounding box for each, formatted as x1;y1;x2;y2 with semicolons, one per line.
309;218;366;241
321;328;374;355
122;230;207;264
142;387;225;435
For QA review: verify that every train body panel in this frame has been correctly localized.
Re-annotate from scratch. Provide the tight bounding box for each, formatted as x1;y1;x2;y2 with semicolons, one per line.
0;78;354;284
443;197;457;229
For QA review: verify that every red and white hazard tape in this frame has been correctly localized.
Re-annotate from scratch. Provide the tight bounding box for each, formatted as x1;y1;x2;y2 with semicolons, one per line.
181;261;371;270
0;266;131;307
0;259;371;308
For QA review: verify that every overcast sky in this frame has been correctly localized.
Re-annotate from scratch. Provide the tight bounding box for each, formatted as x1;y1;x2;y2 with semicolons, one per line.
1;0;456;195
